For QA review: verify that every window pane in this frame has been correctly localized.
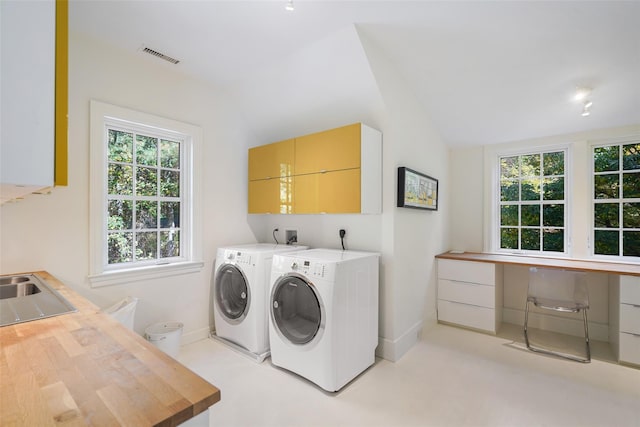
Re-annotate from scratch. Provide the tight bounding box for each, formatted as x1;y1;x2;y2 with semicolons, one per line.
108;130;133;163
160;170;180;197
108;232;133;264
594;146;619;172
543;229;564;252
594;203;619;228
594;174;619;199
623;173;640;198
500;156;519;179
623;203;640;228
161;140;180;169
108;164;133;195
136;167;157;196
521;205;540;226
543;204;564;227
543;151;564;176
161;230;180;257
521;154;540;177
136;135;158;166
161;202;180;228
136;232;157;260
500;205;518;226
623;231;640;257
136;201;158;229
623;143;640;170
521;179;540;201
108;200;132;230
500;228;518;249
543;177;564;200
594;230;619;255
521;228;540;250
500;180;519;201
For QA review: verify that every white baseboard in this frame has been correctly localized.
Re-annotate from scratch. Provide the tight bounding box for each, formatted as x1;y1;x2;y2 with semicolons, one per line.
181;326;213;346
376;321;423;362
503;308;609;342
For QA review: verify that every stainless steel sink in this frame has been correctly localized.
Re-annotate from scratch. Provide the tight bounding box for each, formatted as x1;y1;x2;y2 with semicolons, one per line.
0;281;42;299
0;274;77;326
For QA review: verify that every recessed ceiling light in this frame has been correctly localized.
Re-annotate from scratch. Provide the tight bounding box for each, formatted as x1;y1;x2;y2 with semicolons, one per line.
285;0;294;11
574;87;592;102
581;99;592;117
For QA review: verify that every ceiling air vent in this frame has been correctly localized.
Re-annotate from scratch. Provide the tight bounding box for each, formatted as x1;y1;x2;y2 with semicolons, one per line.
141;46;180;65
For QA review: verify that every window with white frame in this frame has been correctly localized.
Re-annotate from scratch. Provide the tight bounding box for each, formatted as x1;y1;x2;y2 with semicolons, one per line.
89;101;203;286
592;141;640;258
497;149;567;254
105;123;184;266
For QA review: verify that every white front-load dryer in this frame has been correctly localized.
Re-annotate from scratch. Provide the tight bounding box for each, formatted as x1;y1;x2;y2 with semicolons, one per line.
269;248;379;391
213;243;307;360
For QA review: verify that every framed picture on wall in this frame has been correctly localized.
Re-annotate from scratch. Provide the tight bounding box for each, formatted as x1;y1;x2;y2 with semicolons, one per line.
397;167;438;211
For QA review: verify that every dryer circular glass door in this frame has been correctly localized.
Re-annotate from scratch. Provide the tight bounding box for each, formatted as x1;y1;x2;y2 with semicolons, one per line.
215;264;250;324
271;274;324;345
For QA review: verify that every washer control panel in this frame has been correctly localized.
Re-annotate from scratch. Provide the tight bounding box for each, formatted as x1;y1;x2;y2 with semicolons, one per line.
224;250;252;266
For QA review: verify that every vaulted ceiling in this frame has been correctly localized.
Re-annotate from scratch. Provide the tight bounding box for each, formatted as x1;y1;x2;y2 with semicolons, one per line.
71;1;640;146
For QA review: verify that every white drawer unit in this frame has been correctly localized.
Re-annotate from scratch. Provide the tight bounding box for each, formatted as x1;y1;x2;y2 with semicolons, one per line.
437;259;503;334
619;275;640;366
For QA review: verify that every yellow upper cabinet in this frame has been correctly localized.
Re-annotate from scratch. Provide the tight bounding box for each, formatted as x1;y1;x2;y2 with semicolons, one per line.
247;123;381;214
248;138;295;181
55;0;68;187
295;123;361;175
293;169;361;214
248;178;294;214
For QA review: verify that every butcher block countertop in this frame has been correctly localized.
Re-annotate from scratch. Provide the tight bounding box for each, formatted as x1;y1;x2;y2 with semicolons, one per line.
0;271;220;426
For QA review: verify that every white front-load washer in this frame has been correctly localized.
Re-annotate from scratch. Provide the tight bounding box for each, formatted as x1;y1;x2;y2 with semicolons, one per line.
213;243;307;361
269;248;379;391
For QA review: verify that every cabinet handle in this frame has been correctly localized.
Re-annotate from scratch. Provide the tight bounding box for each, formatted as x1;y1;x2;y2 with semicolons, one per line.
320;169;327;174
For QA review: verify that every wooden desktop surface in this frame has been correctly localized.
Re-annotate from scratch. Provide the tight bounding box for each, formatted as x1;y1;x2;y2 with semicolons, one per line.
436;252;640;277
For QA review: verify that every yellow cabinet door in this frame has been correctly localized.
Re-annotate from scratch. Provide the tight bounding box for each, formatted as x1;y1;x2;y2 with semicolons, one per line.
248;178;294;214
294;169;361;214
295;124;361;175
248;138;294;181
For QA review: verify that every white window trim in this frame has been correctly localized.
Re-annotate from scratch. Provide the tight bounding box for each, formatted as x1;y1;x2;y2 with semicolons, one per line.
589;136;640;263
486;143;572;257
89;100;203;287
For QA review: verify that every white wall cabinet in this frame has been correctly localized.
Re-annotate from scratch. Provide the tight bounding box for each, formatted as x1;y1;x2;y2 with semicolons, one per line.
437;259;503;334
1;0;66;204
619;275;640;366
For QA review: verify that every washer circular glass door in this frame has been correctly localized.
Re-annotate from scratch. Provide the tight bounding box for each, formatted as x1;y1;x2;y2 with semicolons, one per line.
271;274;324;345
215;264;250;324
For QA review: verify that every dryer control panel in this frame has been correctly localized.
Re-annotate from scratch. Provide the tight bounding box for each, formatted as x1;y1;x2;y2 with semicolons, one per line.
291;260;323;277
289;259;336;282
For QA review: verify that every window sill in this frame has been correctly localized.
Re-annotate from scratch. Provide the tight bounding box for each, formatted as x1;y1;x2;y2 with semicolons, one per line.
88;261;204;288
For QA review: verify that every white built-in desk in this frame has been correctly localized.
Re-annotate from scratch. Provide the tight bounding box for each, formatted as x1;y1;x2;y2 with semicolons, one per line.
435;251;640;367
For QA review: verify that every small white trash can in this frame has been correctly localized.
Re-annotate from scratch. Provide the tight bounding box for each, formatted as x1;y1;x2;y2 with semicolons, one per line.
145;321;183;358
104;297;138;330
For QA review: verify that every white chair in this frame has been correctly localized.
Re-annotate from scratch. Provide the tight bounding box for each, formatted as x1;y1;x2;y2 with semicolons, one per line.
524;267;590;363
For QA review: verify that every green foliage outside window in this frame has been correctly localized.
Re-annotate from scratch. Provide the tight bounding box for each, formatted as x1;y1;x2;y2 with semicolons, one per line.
106;128;182;265
499;151;565;253
593;143;640;257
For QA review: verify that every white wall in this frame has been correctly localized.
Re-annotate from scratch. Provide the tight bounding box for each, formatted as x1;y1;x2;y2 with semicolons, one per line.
1;22;452;362
358;27;450;360
449;124;639;340
0;31;257;342
450;124;640;254
245;25;452;361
